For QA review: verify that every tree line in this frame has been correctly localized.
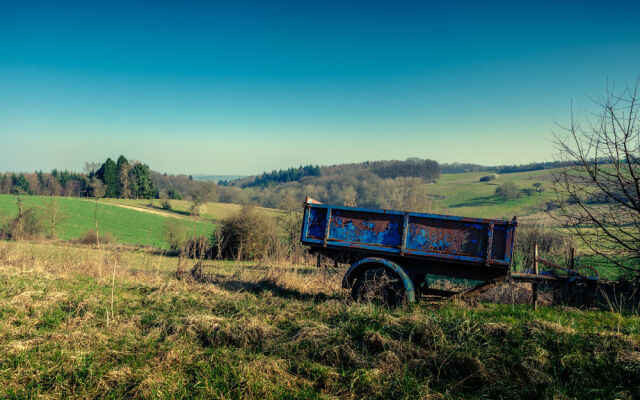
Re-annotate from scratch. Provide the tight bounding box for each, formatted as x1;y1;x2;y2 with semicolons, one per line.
222;165;322;188
370;158;440;182
0;156;158;200
440;160;574;174
0;170;89;197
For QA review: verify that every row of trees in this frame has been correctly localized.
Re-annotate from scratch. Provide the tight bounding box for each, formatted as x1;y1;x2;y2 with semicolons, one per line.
0;156;158;200
0;171;89;197
228;165;322;188
440;160;573;174
370;158;441;182
90;156;157;199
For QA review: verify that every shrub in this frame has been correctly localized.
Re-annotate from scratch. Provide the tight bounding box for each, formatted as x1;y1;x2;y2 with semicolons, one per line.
182;235;211;259
495;182;520;201
515;223;575;270
0;208;46;240
160;198;172;210
277;211;307;263
215;206;280;260
78;230;115;245
163;219;186;251
0;215;11;240
532;182;545;192
479;174;498;182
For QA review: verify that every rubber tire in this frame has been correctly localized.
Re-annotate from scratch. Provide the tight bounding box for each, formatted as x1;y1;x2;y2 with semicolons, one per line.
351;267;407;306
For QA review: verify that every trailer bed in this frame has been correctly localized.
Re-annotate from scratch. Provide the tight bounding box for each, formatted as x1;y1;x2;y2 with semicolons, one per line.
301;202;517;274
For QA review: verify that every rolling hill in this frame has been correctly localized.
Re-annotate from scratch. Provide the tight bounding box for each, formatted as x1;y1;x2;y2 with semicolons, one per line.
0;195;224;247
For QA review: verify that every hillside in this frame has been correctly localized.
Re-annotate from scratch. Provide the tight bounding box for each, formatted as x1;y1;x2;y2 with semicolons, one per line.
0;195;215;247
233;167;559;220
425;170;557;219
99;198;281;222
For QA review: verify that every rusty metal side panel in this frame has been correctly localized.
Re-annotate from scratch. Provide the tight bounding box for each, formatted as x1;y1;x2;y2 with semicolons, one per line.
328;209;403;247
306;207;328;239
405;216;488;258
491;224;508;261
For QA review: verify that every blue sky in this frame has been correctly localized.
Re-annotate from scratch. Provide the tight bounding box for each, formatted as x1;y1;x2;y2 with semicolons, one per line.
1;0;639;174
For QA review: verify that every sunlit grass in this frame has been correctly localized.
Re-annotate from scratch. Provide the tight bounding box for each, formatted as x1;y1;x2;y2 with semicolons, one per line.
0;194;214;247
0;241;638;399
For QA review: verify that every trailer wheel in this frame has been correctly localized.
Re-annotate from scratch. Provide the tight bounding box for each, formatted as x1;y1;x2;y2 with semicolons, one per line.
351;267;407;306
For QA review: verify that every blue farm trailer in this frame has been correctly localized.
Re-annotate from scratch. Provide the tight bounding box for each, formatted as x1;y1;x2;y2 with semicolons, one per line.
300;197;518;304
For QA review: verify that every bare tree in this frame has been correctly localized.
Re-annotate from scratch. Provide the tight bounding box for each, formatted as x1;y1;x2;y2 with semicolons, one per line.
188;182;216;217
83;161;101;176
381;177;433;213
118;163;131;199
343;186;357;207
90;178;106;251
46;197;66;238
553;79;640;274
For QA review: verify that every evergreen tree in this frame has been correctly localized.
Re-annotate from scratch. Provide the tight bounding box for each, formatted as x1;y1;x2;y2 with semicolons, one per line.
131;163;157;199
11;174;30;194
96;158;119;198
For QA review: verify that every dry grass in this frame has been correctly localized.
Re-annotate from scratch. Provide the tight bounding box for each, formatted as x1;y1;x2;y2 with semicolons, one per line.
1;241;639;399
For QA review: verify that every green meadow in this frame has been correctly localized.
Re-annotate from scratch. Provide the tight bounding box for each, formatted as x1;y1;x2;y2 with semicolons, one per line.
99;197;281;222
426;170;558;219
0;195;214;248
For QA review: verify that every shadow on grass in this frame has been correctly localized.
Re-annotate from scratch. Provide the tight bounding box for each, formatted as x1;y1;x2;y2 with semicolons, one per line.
178;263;344;302
146;205;193;217
218;278;342;303
448;195;502;208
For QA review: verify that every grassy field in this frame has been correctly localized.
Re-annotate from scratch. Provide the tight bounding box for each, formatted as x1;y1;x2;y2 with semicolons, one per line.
427;170;558;219
99;198;281;222
0;241;639;399
0;195;214;248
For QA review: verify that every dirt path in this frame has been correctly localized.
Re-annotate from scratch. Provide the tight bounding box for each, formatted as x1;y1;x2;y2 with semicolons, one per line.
82;199;189;220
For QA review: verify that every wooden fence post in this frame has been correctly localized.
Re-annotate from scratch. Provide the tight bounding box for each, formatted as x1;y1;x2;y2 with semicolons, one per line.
570;247;575;272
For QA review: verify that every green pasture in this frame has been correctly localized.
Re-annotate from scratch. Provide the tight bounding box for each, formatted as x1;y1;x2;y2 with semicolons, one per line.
428;169;558;219
0;194;214;248
99;197;281;221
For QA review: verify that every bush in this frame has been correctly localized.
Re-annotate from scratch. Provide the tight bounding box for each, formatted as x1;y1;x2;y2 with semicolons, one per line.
479;174;498;182
515;223;575;270
277;211;307;263
78;230;115;245
0;215;11;240
163;219;186;251
0;208;46;240
532;182;545;192
160;198;172;210
215;206;280;260
495;182;520;201
182;235;211;259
